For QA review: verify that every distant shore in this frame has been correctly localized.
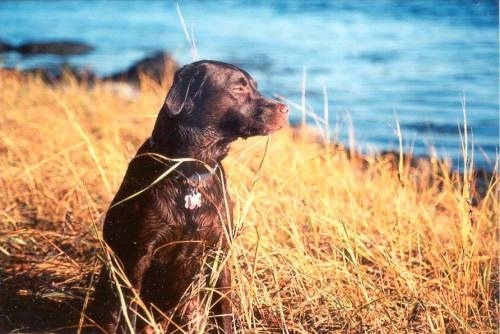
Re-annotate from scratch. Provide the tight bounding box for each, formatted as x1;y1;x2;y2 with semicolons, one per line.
0;39;178;86
1;39;497;175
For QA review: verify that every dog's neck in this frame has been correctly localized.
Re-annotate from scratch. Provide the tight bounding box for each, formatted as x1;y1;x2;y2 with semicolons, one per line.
144;136;224;210
151;122;233;163
184;166;219;186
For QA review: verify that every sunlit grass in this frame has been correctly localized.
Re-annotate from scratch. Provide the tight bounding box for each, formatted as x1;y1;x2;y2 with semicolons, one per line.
0;70;497;333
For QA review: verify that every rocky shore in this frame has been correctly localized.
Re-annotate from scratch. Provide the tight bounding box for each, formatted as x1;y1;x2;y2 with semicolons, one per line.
1;40;94;55
0;39;178;85
1;39;496;191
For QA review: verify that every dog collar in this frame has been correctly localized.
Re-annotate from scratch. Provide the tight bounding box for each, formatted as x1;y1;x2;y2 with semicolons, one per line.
147;137;219;210
184;165;219;210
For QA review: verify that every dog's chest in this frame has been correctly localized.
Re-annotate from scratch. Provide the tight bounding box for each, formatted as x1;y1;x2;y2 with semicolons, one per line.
149;180;230;265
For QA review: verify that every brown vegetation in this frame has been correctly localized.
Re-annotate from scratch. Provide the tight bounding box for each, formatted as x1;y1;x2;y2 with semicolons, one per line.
0;70;498;333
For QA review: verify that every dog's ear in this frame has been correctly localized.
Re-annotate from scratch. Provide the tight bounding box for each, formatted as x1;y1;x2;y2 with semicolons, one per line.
163;63;207;117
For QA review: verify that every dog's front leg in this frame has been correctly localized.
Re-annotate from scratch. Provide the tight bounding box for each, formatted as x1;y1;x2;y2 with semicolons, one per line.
213;264;233;334
117;250;153;333
89;266;122;333
90;251;153;334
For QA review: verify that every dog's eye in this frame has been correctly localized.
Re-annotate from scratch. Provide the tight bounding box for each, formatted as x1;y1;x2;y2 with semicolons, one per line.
231;85;247;94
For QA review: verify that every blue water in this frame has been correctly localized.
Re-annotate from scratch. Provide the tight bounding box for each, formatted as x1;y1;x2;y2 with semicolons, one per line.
1;0;498;171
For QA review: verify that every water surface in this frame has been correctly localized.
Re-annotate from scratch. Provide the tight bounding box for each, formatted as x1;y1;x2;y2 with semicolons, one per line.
1;0;498;170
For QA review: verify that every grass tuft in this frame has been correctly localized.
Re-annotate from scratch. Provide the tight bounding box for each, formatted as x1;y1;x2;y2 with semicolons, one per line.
0;69;498;333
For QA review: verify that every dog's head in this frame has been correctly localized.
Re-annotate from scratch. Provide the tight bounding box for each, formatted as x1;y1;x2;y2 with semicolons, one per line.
153;60;288;145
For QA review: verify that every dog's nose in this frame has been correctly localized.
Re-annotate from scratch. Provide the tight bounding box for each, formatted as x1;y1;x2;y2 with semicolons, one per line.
277;103;289;115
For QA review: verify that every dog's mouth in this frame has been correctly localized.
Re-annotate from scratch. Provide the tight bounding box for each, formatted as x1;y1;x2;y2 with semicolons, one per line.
259;108;288;133
242;112;287;138
220;101;288;139
262;119;286;134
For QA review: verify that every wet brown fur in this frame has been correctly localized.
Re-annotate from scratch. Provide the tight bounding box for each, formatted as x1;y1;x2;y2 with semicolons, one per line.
89;60;288;333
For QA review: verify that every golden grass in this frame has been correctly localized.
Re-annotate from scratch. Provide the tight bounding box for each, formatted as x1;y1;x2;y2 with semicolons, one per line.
0;70;498;333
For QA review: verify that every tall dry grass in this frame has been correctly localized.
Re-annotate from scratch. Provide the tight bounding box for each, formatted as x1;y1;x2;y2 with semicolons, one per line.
0;70;498;333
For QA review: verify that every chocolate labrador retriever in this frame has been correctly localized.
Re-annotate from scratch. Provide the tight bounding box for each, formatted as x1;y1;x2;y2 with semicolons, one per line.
89;60;288;333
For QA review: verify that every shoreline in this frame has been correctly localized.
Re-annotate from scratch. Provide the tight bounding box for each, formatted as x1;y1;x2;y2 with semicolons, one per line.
289;125;497;203
1;55;498;177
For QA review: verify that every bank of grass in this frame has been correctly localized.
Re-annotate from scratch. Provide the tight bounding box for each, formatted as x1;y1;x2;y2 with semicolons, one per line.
0;70;498;333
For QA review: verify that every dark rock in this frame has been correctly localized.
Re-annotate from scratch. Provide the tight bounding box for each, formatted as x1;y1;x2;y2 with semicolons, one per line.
16;40;94;55
0;40;14;52
104;51;178;85
22;65;97;85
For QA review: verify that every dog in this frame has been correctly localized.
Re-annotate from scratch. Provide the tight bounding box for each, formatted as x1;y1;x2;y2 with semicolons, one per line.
89;60;288;333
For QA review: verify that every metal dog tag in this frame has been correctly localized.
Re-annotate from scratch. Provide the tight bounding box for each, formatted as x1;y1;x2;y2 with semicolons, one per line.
184;189;202;210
